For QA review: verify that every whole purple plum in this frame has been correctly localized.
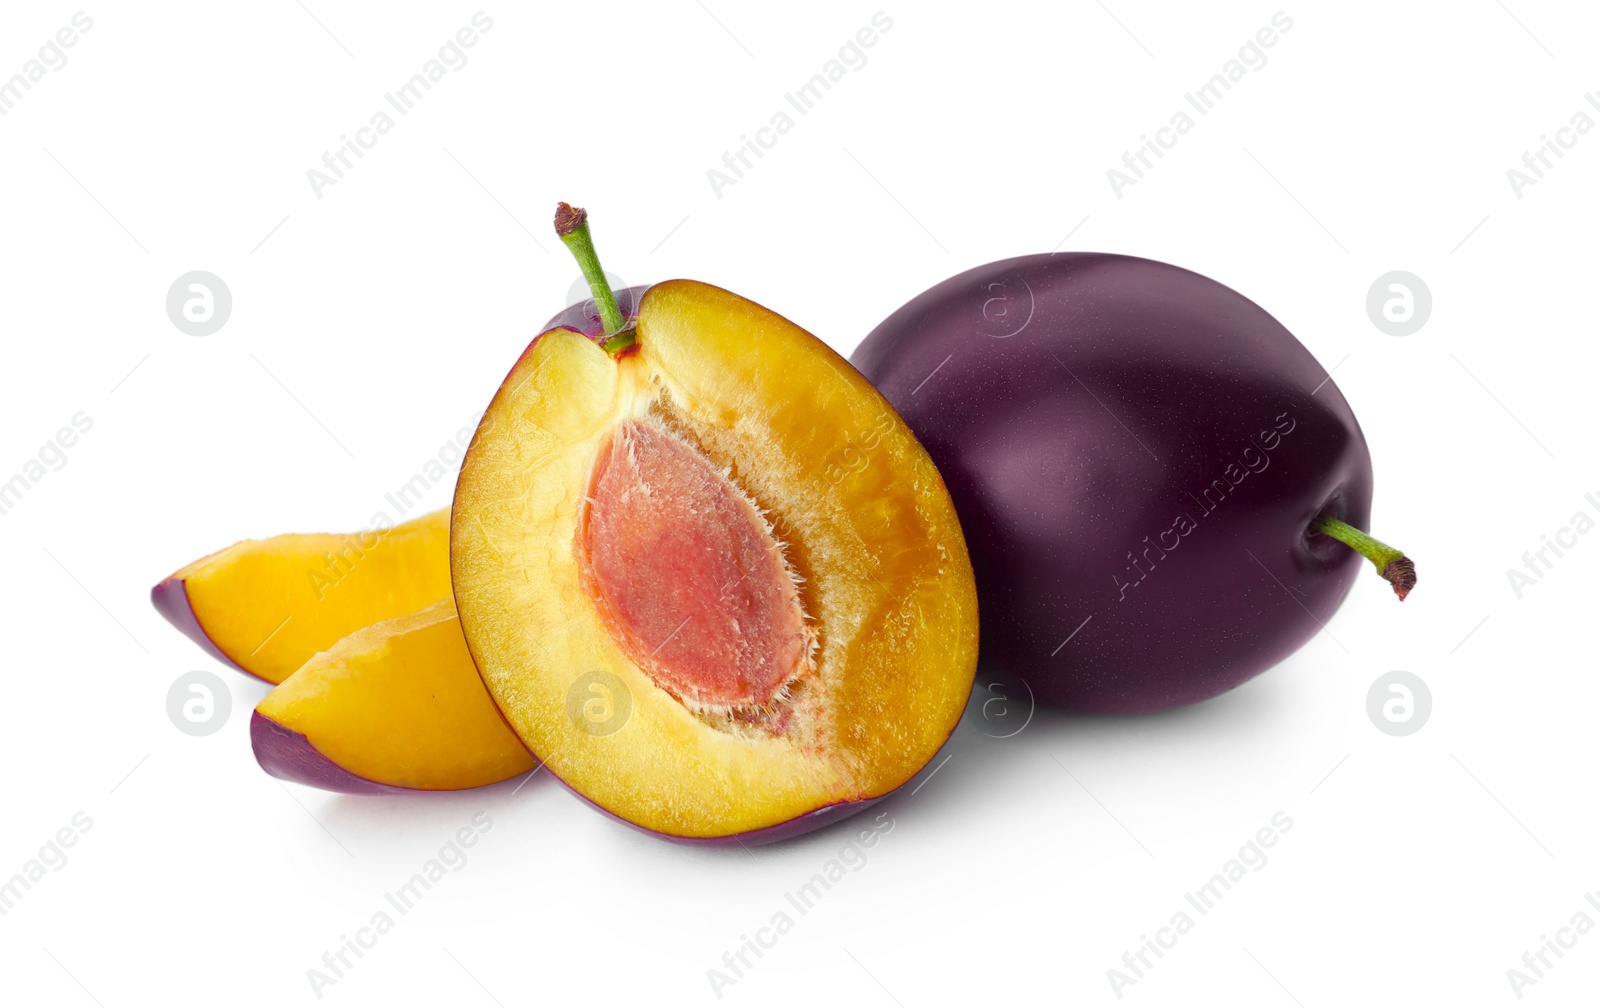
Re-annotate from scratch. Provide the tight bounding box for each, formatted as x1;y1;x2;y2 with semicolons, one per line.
851;253;1413;714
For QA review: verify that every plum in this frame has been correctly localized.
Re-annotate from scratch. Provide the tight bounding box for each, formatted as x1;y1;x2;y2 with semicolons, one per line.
852;253;1414;714
151;509;452;684
152;515;536;793
450;205;977;842
252;598;536;793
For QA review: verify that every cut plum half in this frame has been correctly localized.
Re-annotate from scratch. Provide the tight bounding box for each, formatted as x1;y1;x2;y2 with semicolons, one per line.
452;273;978;843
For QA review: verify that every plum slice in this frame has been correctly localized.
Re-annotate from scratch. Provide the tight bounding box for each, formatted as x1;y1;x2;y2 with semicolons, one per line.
252;598;536;793
151;509;451;684
150;512;539;793
450;205;977;843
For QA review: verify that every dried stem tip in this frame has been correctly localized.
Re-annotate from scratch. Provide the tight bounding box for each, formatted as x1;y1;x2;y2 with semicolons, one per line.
1381;557;1417;602
1310;515;1417;602
554;202;587;237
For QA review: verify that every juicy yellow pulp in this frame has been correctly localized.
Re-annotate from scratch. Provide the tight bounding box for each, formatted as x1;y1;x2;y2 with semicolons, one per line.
257;598;535;789
163;510;451;684
452;280;979;838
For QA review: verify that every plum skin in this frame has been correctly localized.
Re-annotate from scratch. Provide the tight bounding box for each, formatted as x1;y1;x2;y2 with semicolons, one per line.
149;576;256;678
852;253;1372;715
543;284;651;338
251;712;416;795
561;782;884;847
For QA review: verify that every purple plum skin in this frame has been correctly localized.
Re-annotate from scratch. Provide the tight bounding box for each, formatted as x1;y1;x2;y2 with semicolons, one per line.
564;778;883;847
250;712;415;795
542;284;651;338
149;576;260;681
254;703;885;835
852;253;1372;714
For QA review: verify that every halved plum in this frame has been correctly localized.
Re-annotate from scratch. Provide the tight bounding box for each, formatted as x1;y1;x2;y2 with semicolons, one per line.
450;206;977;843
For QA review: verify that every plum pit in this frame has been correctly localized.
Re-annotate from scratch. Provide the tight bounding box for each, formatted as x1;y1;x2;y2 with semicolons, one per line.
578;413;814;717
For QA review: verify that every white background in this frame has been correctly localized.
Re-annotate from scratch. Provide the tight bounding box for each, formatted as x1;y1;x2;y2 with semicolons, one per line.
1;1;1596;1005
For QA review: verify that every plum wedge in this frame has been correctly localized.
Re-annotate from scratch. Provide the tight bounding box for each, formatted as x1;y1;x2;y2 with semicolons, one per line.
152;510;450;684
253;598;535;793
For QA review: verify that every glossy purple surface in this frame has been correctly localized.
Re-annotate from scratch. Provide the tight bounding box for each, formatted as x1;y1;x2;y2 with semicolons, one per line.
250;711;415;795
150;577;259;681
541;284;651;339
852;253;1372;714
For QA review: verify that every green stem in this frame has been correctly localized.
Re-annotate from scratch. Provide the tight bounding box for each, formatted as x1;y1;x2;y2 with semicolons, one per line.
1311;515;1417;601
554;202;629;343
